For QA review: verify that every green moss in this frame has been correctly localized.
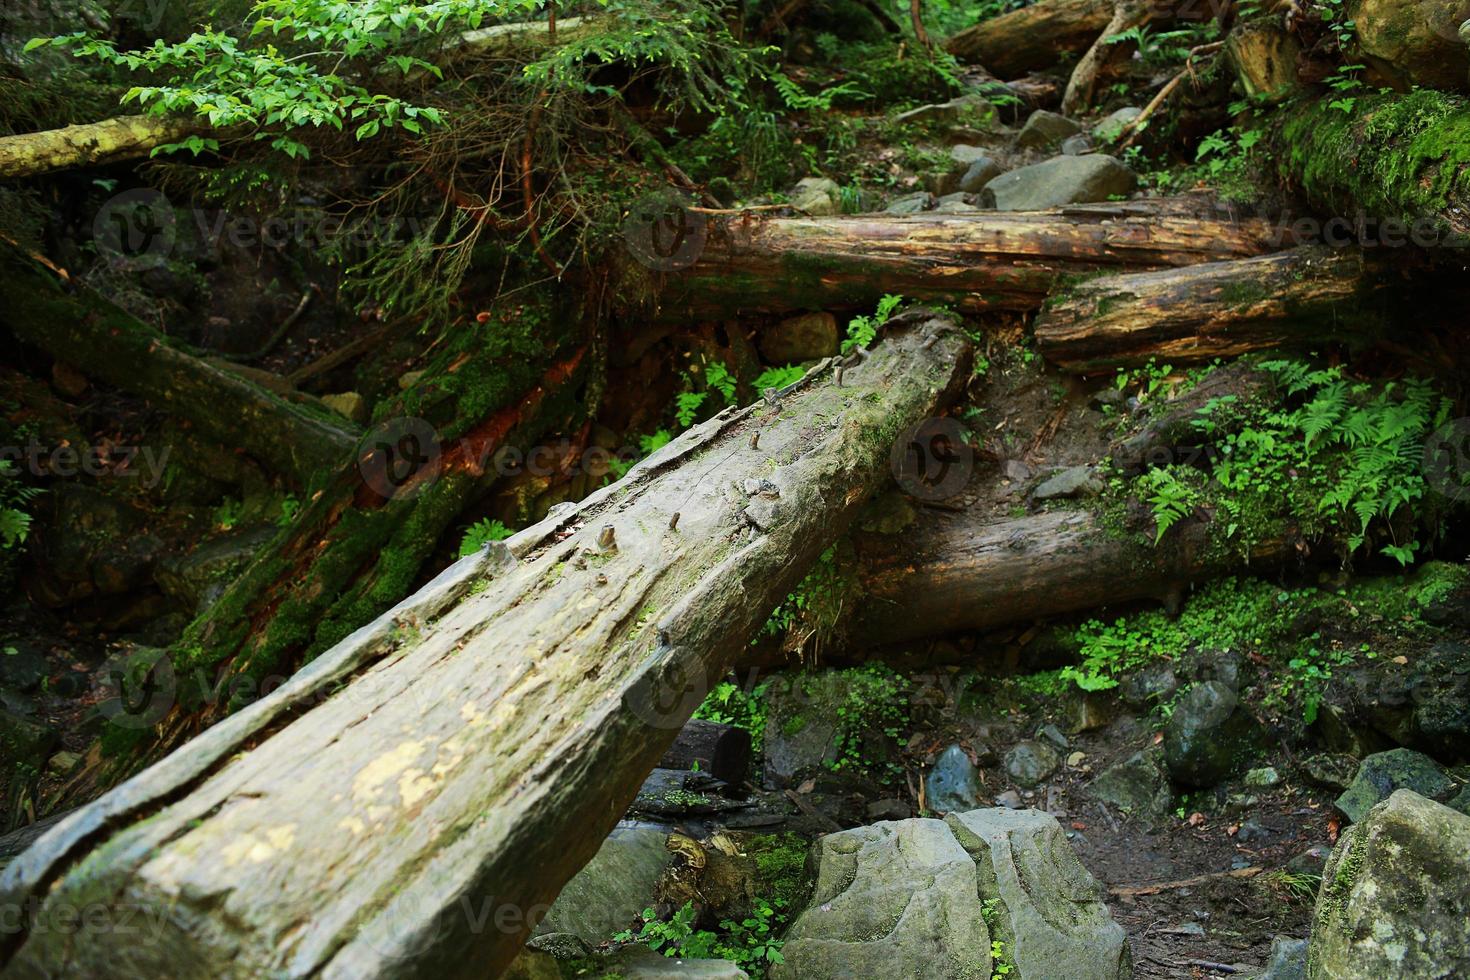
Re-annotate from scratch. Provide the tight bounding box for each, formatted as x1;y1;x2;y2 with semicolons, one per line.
1316;827;1369;934
748;833;813;923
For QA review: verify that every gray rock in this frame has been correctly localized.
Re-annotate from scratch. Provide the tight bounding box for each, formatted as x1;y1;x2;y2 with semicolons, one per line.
1235;817;1270;842
1032;465;1098;501
155;525;280;612
867;797;912;821
1309;790;1470;979
1301;752;1359;792
1285;843;1332;877
1005;740;1061;787
1334;748;1453;823
0;641;46;693
772;809;1128;980
536;822;675;943
1262;936;1307;980
1162;681;1263;787
758;311;838;363
525;932;592;960
1449;783;1470;816
958;156;1005;193
791;177;841;216
1037;723;1069;750
884;191;934;214
1060;134;1093;156
1088;748;1172;815
1003;459;1034;482
895;94;998;128
761;674;844;786
981;155;1137;210
933;195;981;214
949;144;990;165
1245;766;1281;788
926;743;982;813
599;945;750;978
1015;110;1081;149
1119;663;1178;708
1092;106;1142;143
995;790;1024;809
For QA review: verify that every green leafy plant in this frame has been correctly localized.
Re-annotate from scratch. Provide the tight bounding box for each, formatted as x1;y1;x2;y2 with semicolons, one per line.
706;361;739;405
458;517;512;557
0;462;41;550
615;900;784;971
212;497;243;531
675;391;709;428
753;364;805;392
842;294;904;354
276;495;301;528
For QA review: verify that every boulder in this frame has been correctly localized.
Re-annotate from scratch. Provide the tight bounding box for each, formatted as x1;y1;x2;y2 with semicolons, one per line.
1301;752;1359;792
1309;790;1470;978
320;391;369;425
791;177;841;216
758;312;839;363
958;156;1005;193
1349;640;1470;760
595;945;749;978
0;641;47;692
884;191;934;215
1119;663;1178;708
1004;740;1061;787
1032;465;1098;501
761;673;843;786
1334;748;1453;823
1060;134;1093;156
949;144;990;165
981;155;1136;210
1262;936;1307;980
1352;0;1470;92
1092;106;1141;142
535;822;676;944
1088;747;1172;815
772;809;1128;980
1162;680;1263;787
1015;110;1082;150
926;743;982;812
155;525;279;612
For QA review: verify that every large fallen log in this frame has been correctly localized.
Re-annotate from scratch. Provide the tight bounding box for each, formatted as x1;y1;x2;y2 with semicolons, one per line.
1034;245;1386;372
852;507;1287;647
646;199;1285;321
945;0;1114;77
0;314;969;979
0;246;358;486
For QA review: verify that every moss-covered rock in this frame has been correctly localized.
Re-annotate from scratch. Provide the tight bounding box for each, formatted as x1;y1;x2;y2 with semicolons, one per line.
1162;680;1264;787
1333;748;1454;823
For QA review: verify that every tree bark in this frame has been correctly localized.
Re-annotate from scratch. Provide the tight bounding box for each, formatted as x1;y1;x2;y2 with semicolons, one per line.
1062;0;1153;116
0;315;969;980
946;0;1114;78
1033;245;1385;372
0;246;359;486
645;199;1284;321
1272;90;1470;245
852;507;1288;647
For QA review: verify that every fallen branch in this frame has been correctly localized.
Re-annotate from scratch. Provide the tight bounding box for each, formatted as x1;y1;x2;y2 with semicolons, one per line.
1108;866;1263;897
946;0;1114;77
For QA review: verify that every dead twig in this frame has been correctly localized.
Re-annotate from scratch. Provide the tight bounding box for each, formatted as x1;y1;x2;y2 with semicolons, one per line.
1109;866;1263;897
1117;42;1226;152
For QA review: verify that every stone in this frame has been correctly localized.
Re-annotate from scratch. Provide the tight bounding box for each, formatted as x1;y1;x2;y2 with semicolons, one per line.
958;156;1005;193
319;391;369;425
0;642;46;693
1015;110;1082;149
1449;783;1470;816
1032;465;1098;501
926;743;982;813
1002;459;1033;482
1245;766;1281;788
758;312;838;363
1352;0;1470;92
1119;664;1178;708
595;945;749;978
1301;752;1359;792
884;191;934;215
949;144;990;165
1309;790;1470;978
535;822;675;943
1162;681;1264;787
45;750;79;776
1261;936;1307;980
1004;740;1060;788
995;790;1024;809
1349;639;1470;759
895;94;998;128
772;809;1128;980
791;176;841;216
1334;748;1453;823
502;948;562;980
1037;723;1068;750
1088;748;1172;815
866;797;912;821
981;155;1137;210
397;369;425;390
1066;751;1087;768
1286;844;1333;877
524;932;591;959
155;525;280;613
1092;106;1142;143
1235;817;1270;842
1060;134;1093;156
761;673;847;786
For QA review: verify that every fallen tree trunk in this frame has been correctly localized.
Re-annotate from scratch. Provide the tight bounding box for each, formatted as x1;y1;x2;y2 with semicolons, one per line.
0;246;359;486
0;18;590;179
945;0;1114;77
647;199;1285;321
852;507;1287;647
1273;90;1470;246
1034;245;1386;372
0;314;969;979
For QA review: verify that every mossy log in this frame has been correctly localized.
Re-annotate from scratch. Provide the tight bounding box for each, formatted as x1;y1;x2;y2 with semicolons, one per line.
0;316;970;980
945;0;1114;77
1274;90;1470;244
852;507;1288;647
84;301;591;793
1033;245;1385;372
0;246;358;485
648;199;1283;321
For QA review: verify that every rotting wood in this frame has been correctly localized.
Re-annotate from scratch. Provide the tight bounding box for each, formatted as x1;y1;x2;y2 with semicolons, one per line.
0;313;969;980
946;0;1114;78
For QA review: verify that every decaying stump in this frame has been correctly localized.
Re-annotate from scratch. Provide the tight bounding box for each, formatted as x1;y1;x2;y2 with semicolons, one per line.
1034;246;1385;372
0;314;969;979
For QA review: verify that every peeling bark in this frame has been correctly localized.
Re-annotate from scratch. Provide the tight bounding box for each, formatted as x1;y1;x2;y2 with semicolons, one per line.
946;0;1114;77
